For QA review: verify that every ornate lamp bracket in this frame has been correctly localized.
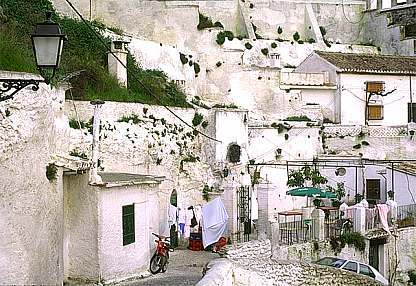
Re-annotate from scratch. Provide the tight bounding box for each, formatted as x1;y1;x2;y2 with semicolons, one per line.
0;79;44;102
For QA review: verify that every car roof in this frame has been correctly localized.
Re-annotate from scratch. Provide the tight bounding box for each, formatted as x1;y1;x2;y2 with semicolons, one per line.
321;257;363;264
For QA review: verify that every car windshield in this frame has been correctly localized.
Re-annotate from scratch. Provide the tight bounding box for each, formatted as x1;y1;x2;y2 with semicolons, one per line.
317;257;346;268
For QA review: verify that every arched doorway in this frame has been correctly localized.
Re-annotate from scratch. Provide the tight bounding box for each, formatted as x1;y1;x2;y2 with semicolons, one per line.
170;189;177;207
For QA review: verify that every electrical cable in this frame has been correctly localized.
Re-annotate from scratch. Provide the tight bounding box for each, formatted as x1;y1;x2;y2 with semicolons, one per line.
62;0;221;143
405;173;416;204
68;89;87;148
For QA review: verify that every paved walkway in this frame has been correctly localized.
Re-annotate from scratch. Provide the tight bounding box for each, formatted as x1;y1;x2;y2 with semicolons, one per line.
120;249;219;286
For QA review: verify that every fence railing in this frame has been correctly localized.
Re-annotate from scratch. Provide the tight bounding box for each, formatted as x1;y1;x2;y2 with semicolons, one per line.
277;204;416;245
397;204;416;228
279;218;317;245
324;210;341;239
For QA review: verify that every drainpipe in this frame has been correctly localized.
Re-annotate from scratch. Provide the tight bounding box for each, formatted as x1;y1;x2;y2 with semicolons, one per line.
90;100;105;184
336;73;342;123
411;75;413;122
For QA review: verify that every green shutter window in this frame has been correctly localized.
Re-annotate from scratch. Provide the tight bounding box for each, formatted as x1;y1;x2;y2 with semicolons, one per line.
122;204;135;246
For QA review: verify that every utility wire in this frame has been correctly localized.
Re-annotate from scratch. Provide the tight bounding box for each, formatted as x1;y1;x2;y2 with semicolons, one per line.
62;0;221;143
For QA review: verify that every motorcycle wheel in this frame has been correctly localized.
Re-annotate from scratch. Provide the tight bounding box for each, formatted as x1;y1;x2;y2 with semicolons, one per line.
161;252;169;273
149;253;162;274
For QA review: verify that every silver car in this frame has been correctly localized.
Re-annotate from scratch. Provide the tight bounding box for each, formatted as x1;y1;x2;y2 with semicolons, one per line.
316;257;389;285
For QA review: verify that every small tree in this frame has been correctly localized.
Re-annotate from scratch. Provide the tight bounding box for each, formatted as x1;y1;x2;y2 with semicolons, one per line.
287;165;328;187
293;31;300;42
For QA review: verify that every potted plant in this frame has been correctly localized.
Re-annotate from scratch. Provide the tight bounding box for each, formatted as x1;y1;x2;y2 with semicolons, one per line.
387;190;395;200
355;193;363;203
331;199;341;208
313;198;322;207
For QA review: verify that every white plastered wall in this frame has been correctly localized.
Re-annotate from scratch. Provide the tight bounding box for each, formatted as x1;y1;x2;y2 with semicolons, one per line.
340;73;416;126
98;183;161;282
0;72;67;285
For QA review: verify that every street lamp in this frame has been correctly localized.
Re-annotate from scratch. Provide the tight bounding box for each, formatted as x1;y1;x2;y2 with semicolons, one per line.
0;11;66;102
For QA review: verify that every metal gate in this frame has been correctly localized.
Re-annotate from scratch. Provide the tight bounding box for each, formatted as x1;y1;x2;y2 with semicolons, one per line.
236;186;251;242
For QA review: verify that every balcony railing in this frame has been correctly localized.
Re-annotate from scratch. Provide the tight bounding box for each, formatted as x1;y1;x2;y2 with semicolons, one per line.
397;204;416;228
276;203;416;245
278;218;317;245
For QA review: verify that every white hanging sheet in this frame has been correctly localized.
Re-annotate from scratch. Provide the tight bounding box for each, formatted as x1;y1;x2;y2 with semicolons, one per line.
201;197;229;248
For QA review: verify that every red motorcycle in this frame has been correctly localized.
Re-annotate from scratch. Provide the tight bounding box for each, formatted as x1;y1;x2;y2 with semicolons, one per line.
149;233;173;274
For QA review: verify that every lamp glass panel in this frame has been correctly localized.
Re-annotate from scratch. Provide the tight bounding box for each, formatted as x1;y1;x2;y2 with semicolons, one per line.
33;36;60;66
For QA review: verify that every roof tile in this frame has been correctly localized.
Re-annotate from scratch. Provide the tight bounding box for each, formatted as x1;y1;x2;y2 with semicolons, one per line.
315;51;416;74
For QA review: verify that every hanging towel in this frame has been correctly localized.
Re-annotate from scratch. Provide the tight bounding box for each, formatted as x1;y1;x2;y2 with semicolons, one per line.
178;208;186;224
377;204;391;235
168;204;178;227
201;197;229;248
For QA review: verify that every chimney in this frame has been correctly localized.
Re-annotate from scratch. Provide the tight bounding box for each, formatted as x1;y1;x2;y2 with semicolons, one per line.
90;100;105;184
108;38;129;87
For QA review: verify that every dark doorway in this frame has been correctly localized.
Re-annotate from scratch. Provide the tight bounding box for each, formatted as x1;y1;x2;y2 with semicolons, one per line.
369;240;379;270
366;179;381;205
170;189;177;207
170;190;178;248
369;238;387;271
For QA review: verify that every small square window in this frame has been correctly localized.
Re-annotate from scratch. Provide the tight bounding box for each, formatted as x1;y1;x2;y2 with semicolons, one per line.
409;103;416;122
122;204;135;246
414;40;416;55
368;105;383;120
114;42;123;50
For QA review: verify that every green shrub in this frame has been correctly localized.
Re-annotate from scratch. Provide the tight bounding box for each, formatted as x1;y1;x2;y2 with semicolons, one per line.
277;26;283;34
216;30;234;45
214;21;224;28
69;149;88;160
261;48;269;56
1;0;188;107
307;38;316;43
117;114;142;124
108;26;123;35
212;103;238;109
409;271;416;284
194;62;201;74
245;42;253;49
340;232;366;252
216;61;222;67
319;26;327;36
353;143;362;149
361;140;370;146
197;12;213;30
271;42;277;48
323;118;334;124
179;53;188;64
46;163;57;182
202;121;209;128
284;115;311;121
249;3;254;8
192;113;204;126
293;31;300;42
69;118;82;129
197;12;223;30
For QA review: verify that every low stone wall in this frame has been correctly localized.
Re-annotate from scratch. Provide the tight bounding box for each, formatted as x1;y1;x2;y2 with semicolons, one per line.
271;240;368;265
198;240;381;286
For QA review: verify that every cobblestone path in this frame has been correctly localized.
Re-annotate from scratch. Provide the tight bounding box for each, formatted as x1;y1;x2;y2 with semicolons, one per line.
121;249;219;286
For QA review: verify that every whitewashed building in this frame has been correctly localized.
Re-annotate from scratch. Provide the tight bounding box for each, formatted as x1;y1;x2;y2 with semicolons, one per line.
63;172;164;284
293;51;416;125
